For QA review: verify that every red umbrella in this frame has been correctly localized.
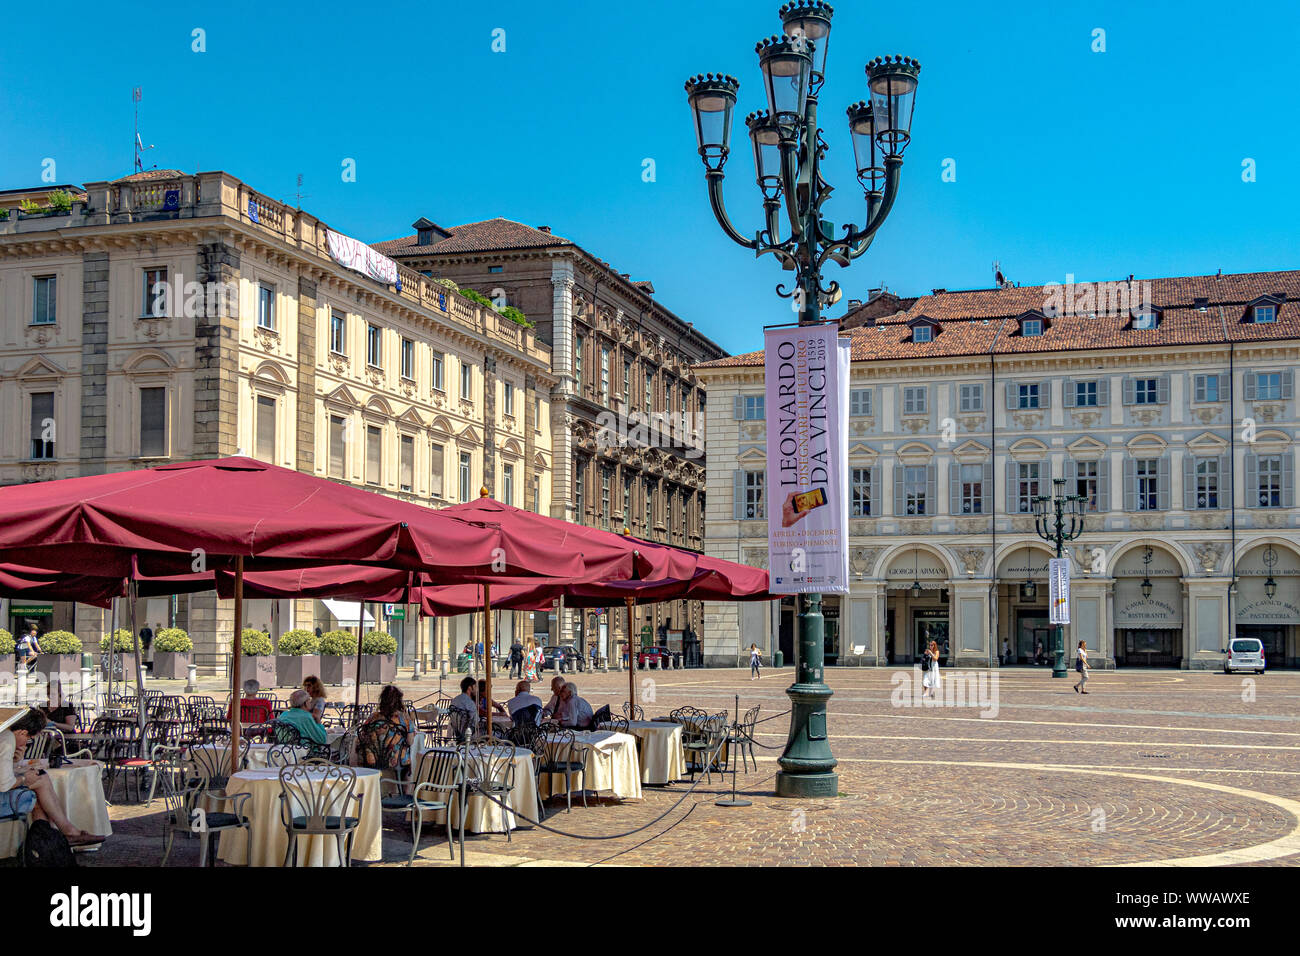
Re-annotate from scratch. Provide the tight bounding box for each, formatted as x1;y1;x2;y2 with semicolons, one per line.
0;563;124;608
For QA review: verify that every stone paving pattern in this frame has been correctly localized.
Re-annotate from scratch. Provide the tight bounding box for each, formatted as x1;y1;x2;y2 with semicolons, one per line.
83;665;1300;866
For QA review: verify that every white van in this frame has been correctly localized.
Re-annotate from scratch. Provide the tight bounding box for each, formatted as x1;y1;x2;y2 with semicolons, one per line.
1224;638;1266;674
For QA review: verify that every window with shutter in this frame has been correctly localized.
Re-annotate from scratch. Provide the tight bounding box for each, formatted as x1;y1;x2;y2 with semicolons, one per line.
400;435;414;492
1039;381;1052;408
328;415;346;478
29;392;54;460
893;464;905;516
1243;373;1257;401
140;387;167;458
851;467;872;516
1096;458;1110;513
1256;455;1283;508
366;426;382;486
430;444;444;498
1096;379;1110;406
1123;458;1137;512
255;396;276;463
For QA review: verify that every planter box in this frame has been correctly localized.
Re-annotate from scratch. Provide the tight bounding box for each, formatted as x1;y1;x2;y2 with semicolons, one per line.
35;654;82;681
152;651;190;681
239;655;276;689
320;654;358;686
276;654;320;688
360;654;396;684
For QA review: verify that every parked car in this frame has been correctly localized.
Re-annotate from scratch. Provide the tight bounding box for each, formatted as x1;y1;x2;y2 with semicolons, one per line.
1224;637;1266;674
542;644;584;673
636;646;671;669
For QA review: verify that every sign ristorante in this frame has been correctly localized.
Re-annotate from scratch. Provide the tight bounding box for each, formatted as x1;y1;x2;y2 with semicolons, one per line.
764;325;850;594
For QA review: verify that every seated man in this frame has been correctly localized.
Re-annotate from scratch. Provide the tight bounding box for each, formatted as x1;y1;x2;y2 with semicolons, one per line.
449;675;477;715
506;681;543;725
447;676;478;741
0;709;105;846
273;690;328;746
556;682;594;730
540;675;567;720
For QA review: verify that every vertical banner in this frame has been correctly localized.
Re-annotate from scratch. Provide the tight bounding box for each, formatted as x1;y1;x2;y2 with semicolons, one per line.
764;323;850;594
1049;558;1071;624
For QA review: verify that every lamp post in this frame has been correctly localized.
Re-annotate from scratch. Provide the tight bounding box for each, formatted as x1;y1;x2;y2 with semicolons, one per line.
1031;478;1087;678
685;1;919;798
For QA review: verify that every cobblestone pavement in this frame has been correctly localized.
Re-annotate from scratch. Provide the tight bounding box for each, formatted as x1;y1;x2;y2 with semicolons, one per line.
83;665;1300;866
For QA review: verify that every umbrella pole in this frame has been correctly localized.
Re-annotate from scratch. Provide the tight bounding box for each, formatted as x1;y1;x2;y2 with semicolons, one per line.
230;556;244;778
626;597;635;714
484;584;493;742
130;579;147;738
354;601;364;716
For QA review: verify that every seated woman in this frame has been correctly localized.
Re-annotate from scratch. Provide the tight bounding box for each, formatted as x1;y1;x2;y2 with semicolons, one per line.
302;675;328;724
41;680;79;736
355;685;414;774
0;710;105;847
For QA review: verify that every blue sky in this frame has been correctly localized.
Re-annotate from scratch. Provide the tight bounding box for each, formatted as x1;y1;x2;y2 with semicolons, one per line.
2;0;1297;355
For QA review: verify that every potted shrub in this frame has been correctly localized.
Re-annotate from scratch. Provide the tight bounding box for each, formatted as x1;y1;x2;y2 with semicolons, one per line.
275;628;320;687
237;627;276;688
360;630;397;683
319;629;359;685
98;629;139;678
36;630;82;681
0;629;13;670
152;627;193;680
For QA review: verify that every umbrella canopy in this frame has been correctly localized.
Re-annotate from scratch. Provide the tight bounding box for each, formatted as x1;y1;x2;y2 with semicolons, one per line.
0;563;124;608
0;458;615;582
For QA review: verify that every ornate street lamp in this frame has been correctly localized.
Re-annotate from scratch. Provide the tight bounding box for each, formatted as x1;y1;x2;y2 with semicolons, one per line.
1031;478;1088;678
685;1;920;798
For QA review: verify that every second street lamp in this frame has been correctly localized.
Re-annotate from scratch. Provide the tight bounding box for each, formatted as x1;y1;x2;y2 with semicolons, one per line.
1032;478;1088;678
685;1;919;797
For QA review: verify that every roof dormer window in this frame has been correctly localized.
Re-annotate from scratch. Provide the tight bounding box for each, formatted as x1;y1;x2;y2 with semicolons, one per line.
1132;310;1159;330
912;325;932;343
1022;318;1043;337
1254;304;1276;324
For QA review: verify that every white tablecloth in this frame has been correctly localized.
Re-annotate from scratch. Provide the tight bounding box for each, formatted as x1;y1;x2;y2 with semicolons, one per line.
217;766;382;866
540;731;642;800
413;744;537;834
0;759;111;856
600;721;686;785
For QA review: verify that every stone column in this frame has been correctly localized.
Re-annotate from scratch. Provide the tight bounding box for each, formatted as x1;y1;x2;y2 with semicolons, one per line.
951;580;992;667
79;251;109;472
295;276;318;472
1187;579;1231;671
549;263;575;521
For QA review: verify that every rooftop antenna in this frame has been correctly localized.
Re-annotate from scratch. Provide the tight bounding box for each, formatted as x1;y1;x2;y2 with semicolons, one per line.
295;173;310;208
993;260;1011;289
132;87;155;173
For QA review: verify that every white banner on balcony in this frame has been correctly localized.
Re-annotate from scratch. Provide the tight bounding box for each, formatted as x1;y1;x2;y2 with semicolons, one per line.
764;323;850;594
326;229;399;286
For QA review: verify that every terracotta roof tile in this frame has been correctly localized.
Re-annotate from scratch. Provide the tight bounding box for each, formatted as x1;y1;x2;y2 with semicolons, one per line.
374;218;573;256
694;269;1300;369
112;169;187;183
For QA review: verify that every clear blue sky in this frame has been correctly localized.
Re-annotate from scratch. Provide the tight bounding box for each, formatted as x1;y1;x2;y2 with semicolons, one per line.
3;0;1297;355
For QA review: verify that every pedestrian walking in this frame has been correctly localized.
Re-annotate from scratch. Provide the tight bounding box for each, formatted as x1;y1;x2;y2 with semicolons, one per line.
1074;640;1090;694
473;638;484;676
508;639;524;679
1001;638;1011;666
1034;638;1044;666
749;643;762;680
922;639;941;699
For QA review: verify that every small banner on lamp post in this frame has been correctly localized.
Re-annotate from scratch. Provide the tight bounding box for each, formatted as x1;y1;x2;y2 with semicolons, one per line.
764;323;850;594
1049;558;1071;624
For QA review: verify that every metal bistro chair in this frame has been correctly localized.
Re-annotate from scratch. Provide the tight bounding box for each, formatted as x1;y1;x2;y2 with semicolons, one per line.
447;706;476;746
330;727;358;766
267;743;301;768
380;746;466;866
158;745;252;867
737;706;761;773
277;761;364;867
464;742;518;844
536;725;586;814
88;716;149;802
142;721;189;805
622;702;645;722
187;735;249;795
682;712;729;784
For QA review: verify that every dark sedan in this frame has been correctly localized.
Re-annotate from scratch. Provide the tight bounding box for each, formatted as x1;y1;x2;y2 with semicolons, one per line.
542;644;584;673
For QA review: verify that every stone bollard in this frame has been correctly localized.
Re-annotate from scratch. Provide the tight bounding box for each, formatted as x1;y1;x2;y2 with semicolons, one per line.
439;657;449;678
185;662;198;693
16;667;27;704
412;658;422;680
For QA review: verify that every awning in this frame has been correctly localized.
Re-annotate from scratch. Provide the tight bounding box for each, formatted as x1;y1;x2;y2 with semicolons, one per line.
320;598;375;627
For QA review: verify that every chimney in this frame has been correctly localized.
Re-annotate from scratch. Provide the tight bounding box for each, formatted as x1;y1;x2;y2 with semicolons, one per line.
538;225;551;234
848;298;863;309
931;288;946;295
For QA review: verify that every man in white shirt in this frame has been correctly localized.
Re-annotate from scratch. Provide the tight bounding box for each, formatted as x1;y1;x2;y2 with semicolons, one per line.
541;675;566;719
557;682;594;730
1;709;105;845
507;681;544;724
449;675;477;714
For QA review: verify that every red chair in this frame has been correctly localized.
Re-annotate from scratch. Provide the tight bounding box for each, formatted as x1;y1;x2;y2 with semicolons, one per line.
229;698;274;739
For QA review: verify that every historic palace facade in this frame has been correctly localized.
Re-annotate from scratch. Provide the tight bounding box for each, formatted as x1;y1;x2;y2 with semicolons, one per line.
0;171;556;671
375;220;726;660
696;271;1300;670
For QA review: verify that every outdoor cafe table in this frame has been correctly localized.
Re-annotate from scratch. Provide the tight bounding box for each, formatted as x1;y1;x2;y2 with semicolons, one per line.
217;766;382;866
0;758;111;857
599;721;686;785
539;730;642;801
413;743;538;834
